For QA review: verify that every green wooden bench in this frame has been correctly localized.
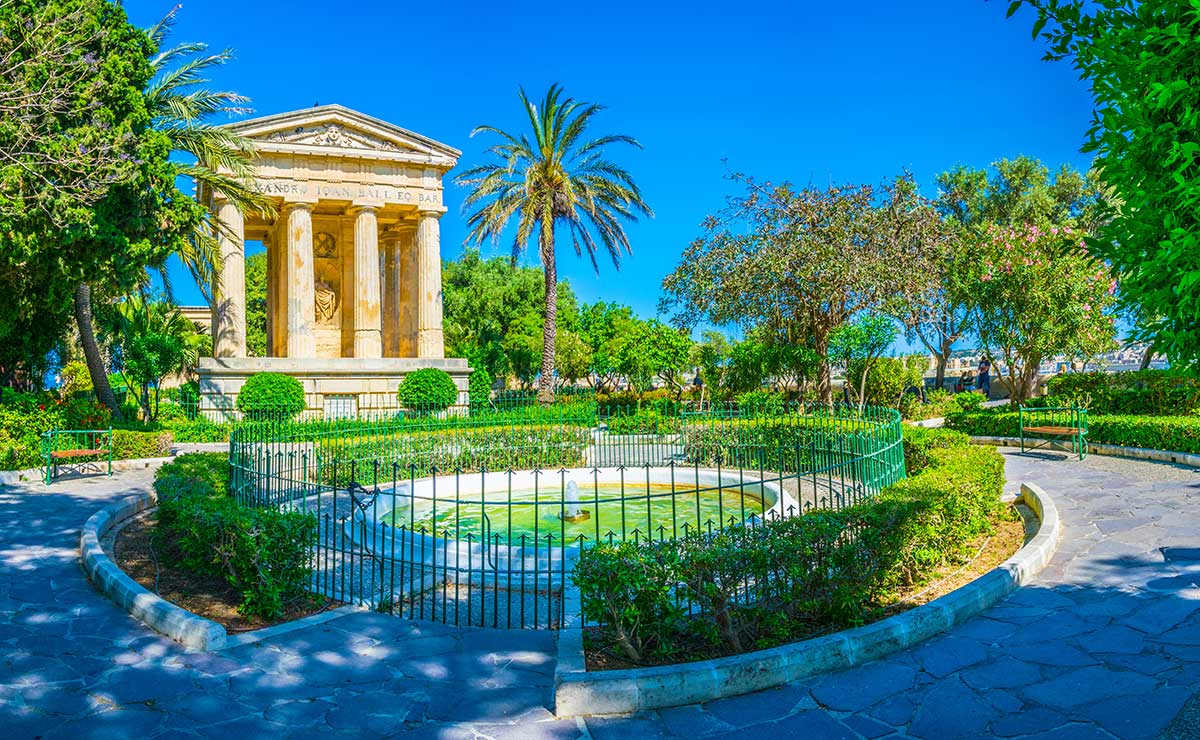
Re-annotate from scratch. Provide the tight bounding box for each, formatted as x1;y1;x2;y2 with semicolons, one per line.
41;429;113;484
1019;406;1088;460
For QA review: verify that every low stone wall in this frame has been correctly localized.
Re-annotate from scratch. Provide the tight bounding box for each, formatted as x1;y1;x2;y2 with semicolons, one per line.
79;490;228;652
552;482;1060;717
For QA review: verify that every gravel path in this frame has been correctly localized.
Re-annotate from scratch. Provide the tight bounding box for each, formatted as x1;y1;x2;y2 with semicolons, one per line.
2;449;1199;738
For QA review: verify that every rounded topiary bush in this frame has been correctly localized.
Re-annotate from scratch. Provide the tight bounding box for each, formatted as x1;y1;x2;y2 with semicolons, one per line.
236;373;306;420
398;368;459;413
468;367;493;409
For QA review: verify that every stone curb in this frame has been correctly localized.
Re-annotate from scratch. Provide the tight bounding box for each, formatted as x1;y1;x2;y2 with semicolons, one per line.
971;435;1200;468
79;489;228;652
553;482;1060;717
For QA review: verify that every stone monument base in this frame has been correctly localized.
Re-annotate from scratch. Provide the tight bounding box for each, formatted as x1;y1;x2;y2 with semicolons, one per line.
197;357;471;421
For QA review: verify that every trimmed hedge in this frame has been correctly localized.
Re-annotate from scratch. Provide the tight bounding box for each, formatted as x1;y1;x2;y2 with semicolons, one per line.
679;417;876;472
1044;370;1200;416
398;368;459;413
605;408;681;435
154;454;317;619
113;429;174;459
318;423;591;486
236;373;306;420
946;409;1200;455
468;367;493;409
573;427;1007;661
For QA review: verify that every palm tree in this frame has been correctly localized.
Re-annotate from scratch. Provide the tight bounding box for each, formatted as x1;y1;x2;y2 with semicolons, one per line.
114;295;206;422
76;8;271;419
456;84;651;403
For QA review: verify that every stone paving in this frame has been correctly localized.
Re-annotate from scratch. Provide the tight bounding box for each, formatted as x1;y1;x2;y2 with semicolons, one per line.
2;450;1200;738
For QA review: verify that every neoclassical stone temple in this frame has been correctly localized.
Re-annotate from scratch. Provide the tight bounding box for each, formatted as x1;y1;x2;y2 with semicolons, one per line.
196;105;470;416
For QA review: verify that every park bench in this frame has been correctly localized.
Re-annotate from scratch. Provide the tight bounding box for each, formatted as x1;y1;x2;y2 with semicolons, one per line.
41;429;113;484
1019;406;1088;460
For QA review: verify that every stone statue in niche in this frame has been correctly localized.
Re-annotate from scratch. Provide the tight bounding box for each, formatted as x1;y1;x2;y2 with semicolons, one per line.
315;280;338;326
315;232;337;259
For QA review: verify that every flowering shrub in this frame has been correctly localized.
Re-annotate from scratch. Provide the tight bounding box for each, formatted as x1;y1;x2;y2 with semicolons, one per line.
966;223;1116;403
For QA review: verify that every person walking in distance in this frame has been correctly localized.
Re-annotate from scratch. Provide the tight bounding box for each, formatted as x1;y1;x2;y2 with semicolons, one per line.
976;356;992;398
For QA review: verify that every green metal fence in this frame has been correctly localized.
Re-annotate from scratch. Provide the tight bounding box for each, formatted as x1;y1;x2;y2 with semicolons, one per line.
229;402;906;629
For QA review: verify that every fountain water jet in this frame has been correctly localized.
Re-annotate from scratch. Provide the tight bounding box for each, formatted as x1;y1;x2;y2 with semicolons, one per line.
561;480;590;522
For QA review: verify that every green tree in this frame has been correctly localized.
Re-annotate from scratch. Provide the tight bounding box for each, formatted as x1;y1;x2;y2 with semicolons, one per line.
724;338;769;396
456;84;651;404
1014;0;1200;371
555;329;591;388
662;174;942;404
690;330;732;402
0;0;179;393
579;301;636;392
76;7;269;418
442;248;580;383
244;251;267;357
890;157;1104;389
114;296;204;422
615;320;693;396
501;314;543;390
964;223;1116;403
935;155;1105;230
828;313;898;411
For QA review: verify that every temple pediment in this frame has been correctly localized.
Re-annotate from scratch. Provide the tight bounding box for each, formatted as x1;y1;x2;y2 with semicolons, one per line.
227;104;460;168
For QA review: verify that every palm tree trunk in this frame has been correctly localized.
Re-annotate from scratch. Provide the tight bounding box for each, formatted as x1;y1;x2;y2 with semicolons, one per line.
537;232;558;405
74;283;122;423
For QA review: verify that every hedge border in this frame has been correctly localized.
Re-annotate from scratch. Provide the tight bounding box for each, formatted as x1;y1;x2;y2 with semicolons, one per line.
552;481;1060;717
970;435;1200;468
79;486;359;652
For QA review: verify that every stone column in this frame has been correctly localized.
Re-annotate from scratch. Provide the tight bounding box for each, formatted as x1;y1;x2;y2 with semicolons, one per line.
415;210;444;359
263;233;274;356
351;206;382;358
212;195;246;358
380;228;400;357
285;203;316;358
398;224;419;357
271;220;289;357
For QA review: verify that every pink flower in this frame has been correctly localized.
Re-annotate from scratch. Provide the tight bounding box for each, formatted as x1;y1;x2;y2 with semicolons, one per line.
981;273;992;282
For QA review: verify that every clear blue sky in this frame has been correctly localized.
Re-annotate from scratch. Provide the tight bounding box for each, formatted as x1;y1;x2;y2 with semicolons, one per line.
128;0;1093;342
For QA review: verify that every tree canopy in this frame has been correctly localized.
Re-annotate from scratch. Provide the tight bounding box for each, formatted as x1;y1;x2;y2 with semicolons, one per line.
1016;0;1200;372
0;0;194;388
661;173;943;403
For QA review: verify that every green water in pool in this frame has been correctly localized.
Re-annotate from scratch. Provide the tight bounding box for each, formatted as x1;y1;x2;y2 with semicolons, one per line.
386;482;770;542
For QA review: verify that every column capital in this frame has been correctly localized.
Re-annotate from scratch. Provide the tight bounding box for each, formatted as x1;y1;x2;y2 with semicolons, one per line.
348;204;379;216
384;221;419;239
416;208;444;220
281;201;315;215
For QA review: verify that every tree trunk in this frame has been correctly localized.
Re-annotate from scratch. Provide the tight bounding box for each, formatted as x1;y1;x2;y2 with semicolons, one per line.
537;232;557;405
814;331;833;406
74;283;122;423
1139;341;1156;371
936;339;954;391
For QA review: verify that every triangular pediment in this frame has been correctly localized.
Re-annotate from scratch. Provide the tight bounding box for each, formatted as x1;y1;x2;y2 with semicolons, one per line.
227;105;460;165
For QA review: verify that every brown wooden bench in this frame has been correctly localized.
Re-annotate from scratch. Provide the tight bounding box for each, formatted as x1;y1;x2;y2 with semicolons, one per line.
1019;407;1088;460
41;429;113;484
